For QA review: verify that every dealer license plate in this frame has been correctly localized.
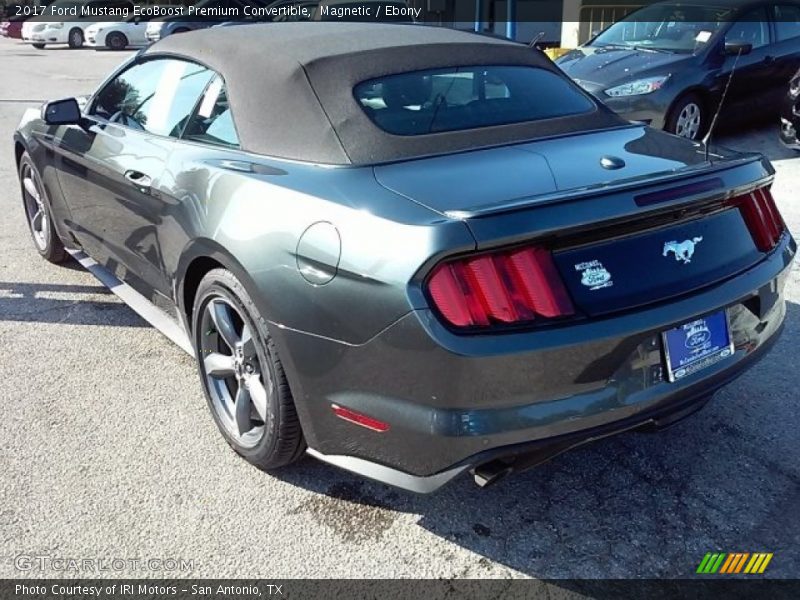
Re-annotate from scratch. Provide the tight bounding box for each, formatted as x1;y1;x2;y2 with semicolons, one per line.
662;310;734;382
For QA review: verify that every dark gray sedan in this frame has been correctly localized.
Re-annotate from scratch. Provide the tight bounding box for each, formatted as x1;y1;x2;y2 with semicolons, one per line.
14;23;794;492
556;0;800;139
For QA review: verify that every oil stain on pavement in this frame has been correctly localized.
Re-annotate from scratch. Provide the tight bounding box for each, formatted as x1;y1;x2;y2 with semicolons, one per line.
288;482;397;543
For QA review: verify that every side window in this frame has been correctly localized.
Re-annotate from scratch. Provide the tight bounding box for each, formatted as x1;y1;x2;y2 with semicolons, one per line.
774;5;800;41
725;8;770;49
91;59;214;138
181;76;240;148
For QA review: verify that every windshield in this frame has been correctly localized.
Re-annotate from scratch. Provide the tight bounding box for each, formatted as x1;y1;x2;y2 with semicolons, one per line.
590;4;736;53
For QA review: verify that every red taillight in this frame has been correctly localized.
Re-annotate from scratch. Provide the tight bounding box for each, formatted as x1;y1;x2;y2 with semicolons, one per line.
427;246;574;329
331;404;389;432
729;186;785;252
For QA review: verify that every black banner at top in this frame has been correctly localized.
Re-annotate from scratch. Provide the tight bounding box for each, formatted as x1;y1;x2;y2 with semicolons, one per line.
4;0;800;24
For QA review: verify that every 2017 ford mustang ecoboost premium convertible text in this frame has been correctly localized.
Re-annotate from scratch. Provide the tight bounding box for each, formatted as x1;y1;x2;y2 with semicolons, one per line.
14;23;794;492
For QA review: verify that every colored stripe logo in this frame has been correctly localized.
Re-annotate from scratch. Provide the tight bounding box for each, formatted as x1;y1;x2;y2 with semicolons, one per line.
696;552;773;574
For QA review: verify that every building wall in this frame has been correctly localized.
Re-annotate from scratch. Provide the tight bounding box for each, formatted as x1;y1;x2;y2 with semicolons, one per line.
407;0;563;45
406;0;638;48
561;0;642;47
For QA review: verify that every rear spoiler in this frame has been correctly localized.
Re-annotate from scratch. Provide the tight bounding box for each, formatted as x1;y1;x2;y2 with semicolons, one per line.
448;153;772;220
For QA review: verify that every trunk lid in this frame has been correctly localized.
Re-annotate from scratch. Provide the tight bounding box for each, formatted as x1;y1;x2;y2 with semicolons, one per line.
373;125;709;217
376;126;780;319
551;207;763;316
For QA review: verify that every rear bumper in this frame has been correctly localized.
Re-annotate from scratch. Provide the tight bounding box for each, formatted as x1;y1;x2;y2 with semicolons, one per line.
309;325;780;492
278;235;794;491
29;34;61;43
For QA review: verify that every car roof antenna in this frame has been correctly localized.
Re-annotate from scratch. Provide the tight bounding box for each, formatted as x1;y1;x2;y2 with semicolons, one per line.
528;32;545;48
703;47;744;162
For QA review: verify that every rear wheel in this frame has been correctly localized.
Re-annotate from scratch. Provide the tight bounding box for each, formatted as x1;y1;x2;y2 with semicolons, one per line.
106;31;127;50
666;93;706;140
192;268;305;469
32;43;45;49
18;152;67;264
67;27;83;48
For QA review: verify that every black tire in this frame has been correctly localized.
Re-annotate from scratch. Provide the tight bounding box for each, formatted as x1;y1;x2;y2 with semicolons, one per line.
32;43;45;49
665;93;706;140
18;152;67;264
192;268;305;470
106;31;127;50
67;27;83;49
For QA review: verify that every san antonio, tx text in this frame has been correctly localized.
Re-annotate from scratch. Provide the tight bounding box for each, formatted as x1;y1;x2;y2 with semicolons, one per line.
16;583;281;596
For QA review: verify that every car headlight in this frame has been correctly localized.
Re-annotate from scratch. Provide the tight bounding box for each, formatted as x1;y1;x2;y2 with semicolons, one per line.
605;76;670;97
46;23;64;30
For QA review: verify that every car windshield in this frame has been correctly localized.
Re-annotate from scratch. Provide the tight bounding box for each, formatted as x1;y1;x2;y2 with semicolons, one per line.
590;3;736;53
354;65;595;136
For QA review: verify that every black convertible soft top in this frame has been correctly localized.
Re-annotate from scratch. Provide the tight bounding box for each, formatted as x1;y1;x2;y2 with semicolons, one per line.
147;23;625;165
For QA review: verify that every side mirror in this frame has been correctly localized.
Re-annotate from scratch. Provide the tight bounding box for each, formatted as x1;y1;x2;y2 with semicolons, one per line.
42;98;81;125
724;40;752;56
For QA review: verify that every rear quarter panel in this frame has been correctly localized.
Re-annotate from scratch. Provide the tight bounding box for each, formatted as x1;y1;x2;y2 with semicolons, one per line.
161;145;476;346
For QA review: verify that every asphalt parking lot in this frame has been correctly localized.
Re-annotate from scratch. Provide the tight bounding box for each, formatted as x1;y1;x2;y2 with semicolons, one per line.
1;37;799;581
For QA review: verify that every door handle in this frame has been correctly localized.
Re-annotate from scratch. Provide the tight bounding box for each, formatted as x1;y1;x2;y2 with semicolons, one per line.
763;55;776;65
124;170;152;190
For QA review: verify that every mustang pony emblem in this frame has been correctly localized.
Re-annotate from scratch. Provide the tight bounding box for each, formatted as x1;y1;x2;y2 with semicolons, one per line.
663;237;703;264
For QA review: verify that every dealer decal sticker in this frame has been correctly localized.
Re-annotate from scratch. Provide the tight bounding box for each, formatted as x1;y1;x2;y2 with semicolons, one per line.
575;260;613;290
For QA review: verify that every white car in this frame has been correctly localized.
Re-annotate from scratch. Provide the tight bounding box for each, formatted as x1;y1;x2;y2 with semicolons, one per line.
85;17;151;50
20;20;37;43
22;21;94;49
145;18;169;43
21;0;134;49
21;0;83;47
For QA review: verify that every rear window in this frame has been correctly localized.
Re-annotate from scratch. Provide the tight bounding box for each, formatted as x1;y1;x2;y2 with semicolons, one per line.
354;65;595;136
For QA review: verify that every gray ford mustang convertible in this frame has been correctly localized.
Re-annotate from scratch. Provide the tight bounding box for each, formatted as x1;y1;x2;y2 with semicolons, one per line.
14;23;795;492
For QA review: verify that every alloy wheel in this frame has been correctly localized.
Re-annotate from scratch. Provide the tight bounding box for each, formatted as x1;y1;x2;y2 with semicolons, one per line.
199;296;272;448
675;102;702;139
21;163;49;251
